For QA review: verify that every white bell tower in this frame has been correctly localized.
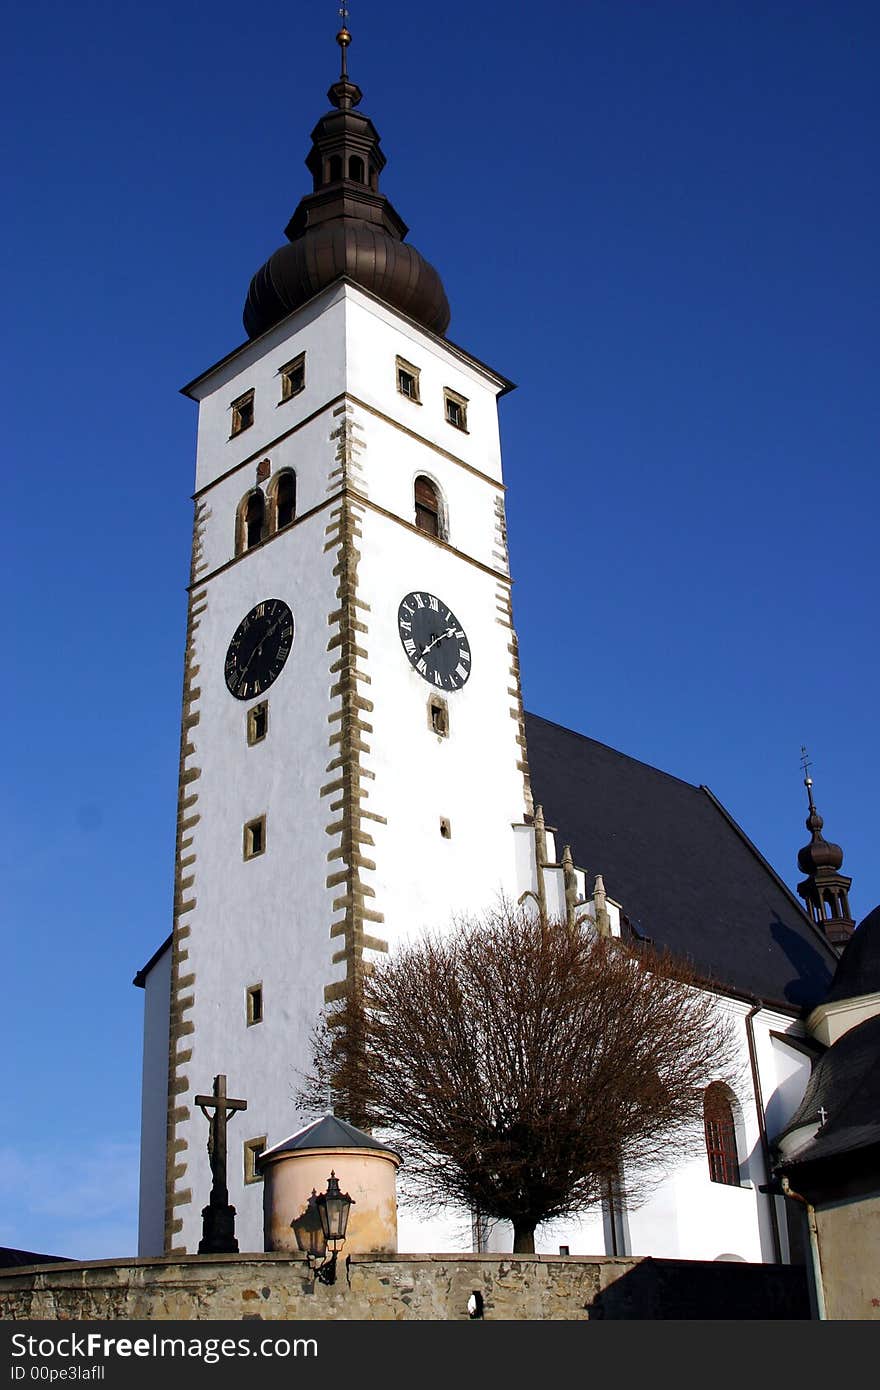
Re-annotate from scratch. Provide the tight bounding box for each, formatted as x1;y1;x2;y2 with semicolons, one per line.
137;27;540;1256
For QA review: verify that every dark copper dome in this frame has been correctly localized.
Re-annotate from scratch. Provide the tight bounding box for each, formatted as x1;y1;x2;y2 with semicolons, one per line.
243;44;449;340
245;219;449;340
797;807;844;874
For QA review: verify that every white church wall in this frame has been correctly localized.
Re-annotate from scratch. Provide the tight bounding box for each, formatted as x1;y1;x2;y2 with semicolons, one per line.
344;291;505;486
173;516;341;1253
764;1028;812;1141
137;944;171;1256
189;288;348;494
144;268;818;1267
353;506;528;955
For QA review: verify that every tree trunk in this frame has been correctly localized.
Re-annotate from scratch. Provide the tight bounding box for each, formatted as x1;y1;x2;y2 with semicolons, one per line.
512;1224;536;1254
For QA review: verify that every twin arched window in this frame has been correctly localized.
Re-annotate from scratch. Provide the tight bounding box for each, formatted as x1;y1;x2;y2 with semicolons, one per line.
236;470;297;556
703;1082;741;1186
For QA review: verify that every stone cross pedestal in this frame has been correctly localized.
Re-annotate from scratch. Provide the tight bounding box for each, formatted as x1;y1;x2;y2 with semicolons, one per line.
195;1074;247;1254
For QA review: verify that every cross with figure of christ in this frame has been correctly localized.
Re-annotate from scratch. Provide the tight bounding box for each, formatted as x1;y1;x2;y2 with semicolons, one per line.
195;1074;247;1208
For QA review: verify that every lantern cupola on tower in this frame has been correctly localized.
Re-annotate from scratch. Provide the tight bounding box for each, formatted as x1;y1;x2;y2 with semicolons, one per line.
243;23;450;340
796;754;855;948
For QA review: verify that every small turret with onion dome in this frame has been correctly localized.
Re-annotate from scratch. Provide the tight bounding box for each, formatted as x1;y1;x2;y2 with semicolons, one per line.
796;748;855;948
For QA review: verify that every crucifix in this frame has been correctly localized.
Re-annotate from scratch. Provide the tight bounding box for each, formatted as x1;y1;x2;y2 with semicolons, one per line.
195;1073;247;1254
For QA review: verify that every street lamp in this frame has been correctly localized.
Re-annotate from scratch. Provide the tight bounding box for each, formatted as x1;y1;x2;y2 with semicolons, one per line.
301;1171;354;1285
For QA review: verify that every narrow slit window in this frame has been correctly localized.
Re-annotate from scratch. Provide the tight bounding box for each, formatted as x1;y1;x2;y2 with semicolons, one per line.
230;389;254;436
279;353;305;402
244;1136;267;1184
247;701;268;745
244;815;266;860
246;983;263;1026
443;388;468;432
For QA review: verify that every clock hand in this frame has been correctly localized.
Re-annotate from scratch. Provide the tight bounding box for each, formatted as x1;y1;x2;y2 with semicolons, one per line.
238;618;282;681
421;626;456;657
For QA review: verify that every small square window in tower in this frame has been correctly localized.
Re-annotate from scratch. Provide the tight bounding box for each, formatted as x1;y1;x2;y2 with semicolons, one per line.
396;356;421;403
428;695;449;738
279;353;305;402
443;388;468;432
244;1137;267;1185
247;701;268;746
246;983;263;1026
230;389;255;436
243;815;266;860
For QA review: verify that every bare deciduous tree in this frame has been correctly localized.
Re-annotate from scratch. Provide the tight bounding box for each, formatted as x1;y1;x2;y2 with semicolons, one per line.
299;903;740;1253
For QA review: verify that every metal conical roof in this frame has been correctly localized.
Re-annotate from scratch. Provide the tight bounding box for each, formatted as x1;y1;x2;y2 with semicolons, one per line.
261;1114;400;1161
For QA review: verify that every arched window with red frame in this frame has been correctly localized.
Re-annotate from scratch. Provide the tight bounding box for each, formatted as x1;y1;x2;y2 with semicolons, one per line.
703;1082;740;1186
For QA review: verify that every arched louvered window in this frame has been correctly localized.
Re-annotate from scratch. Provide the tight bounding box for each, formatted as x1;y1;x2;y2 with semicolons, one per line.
274;470;297;531
703;1083;740;1186
244;490;265;551
328;154;343;183
414;476;442;538
349;155;365;183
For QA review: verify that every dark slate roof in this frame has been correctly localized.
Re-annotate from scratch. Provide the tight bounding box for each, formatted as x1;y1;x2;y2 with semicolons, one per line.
0;1248;71;1269
261;1113;400;1160
524;713;839;1011
825;904;880;1003
775;1013;880;1166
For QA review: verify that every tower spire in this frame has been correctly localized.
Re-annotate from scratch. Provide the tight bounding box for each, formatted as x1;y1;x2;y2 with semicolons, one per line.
796;748;855;948
330;3;361;110
242;0;449;340
338;3;351;78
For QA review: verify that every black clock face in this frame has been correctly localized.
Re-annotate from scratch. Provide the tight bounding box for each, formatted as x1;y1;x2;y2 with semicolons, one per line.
397;591;471;691
224;599;294;700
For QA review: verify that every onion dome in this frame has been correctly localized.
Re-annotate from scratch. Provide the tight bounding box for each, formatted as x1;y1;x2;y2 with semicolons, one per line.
797;804;844;874
243;26;449;340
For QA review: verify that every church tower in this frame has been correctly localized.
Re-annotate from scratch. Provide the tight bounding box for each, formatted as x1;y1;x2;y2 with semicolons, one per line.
139;26;536;1256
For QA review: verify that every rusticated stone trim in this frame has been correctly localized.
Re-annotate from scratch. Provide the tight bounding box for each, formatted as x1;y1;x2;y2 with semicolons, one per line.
321;422;388;1030
494;568;533;818
492;494;510;574
328;402;368;496
163;498;208;1254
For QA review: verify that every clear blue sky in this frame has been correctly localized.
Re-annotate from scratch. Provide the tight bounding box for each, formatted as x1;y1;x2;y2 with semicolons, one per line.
3;1;877;1259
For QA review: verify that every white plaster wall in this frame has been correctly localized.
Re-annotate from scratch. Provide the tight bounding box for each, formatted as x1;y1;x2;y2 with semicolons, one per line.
764;1031;811;1142
189;290;348;494
350;506;528;962
176;514;339;1253
137;946;171;1256
344;292;505;484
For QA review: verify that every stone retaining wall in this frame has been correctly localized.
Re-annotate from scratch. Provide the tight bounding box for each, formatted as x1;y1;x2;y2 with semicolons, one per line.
0;1253;809;1321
